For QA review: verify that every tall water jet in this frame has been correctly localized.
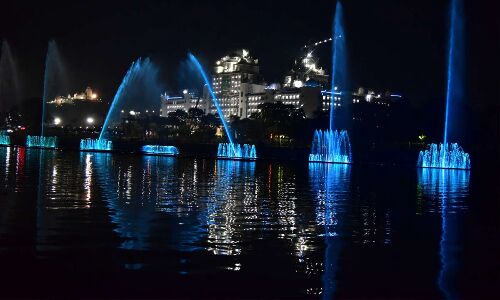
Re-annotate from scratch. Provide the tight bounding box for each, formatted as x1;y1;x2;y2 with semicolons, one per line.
85;58;166;152
329;1;347;131
99;57;161;141
418;0;470;169
41;40;68;137
0;40;21;112
188;53;257;160
27;40;65;149
309;1;352;164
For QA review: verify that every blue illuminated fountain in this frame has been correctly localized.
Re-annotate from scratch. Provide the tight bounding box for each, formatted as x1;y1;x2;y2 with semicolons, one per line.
142;145;179;156
309;2;352;164
217;143;256;159
0;132;10;146
26;135;57;149
27;40;63;149
418;0;470;169
309;129;351;163
418;143;470;169
80;59;149;152
80;138;112;151
82;57;172;154
188;53;257;160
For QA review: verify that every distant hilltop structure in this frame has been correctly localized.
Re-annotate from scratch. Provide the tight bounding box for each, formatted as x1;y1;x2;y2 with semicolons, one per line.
46;87;106;127
48;87;101;106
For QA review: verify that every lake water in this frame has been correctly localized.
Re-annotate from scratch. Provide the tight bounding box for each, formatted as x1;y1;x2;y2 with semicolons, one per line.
0;147;497;298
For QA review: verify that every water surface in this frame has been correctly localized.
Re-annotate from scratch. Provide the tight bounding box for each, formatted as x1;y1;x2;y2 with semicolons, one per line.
0;147;496;298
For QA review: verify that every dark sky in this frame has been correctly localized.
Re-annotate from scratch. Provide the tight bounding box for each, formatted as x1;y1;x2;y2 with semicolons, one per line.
0;0;497;107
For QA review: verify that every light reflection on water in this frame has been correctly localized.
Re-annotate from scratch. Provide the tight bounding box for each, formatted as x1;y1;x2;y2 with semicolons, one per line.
417;168;470;300
0;148;480;298
309;163;351;298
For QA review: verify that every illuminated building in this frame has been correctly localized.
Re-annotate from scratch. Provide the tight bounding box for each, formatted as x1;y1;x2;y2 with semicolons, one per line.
47;87;100;106
207;49;266;119
160;89;206;117
283;48;329;89
46;87;106;127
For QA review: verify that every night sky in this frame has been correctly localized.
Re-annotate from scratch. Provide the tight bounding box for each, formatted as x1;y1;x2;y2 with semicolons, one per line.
0;0;497;110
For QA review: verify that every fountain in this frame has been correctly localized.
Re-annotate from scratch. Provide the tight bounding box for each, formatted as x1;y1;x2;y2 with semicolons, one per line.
217;143;256;160
309;129;351;163
417;143;470;169
188;53;257;160
26;135;57;149
80;138;112;151
27;40;64;149
142;145;179;156
309;2;352;164
418;0;470;169
0;40;21;112
0;132;10;146
88;58;174;154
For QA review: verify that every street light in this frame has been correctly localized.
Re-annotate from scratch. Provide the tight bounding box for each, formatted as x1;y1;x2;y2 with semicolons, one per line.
86;117;94;124
54;117;61;125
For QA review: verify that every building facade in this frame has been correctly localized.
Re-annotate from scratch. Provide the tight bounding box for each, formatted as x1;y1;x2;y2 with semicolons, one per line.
160;89;206;117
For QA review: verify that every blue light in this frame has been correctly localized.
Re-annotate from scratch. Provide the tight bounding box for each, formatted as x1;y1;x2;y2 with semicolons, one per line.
26;135;57;148
309;163;351;299
309;129;352;164
217;143;256;160
417;168;469;299
444;0;464;144
80;138;112;151
417;143;470;169
41;41;53;137
0;133;10;146
418;0;469;169
187;53;234;145
142;145;179;155
311;2;352;164
330;1;347;131
100;58;148;140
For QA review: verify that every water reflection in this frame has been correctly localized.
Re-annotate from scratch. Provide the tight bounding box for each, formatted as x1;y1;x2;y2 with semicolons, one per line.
92;153;176;251
206;160;256;256
309;163;351;299
417;168;469;299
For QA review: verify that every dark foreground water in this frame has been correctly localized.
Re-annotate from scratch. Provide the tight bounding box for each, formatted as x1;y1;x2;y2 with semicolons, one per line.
0;147;497;298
